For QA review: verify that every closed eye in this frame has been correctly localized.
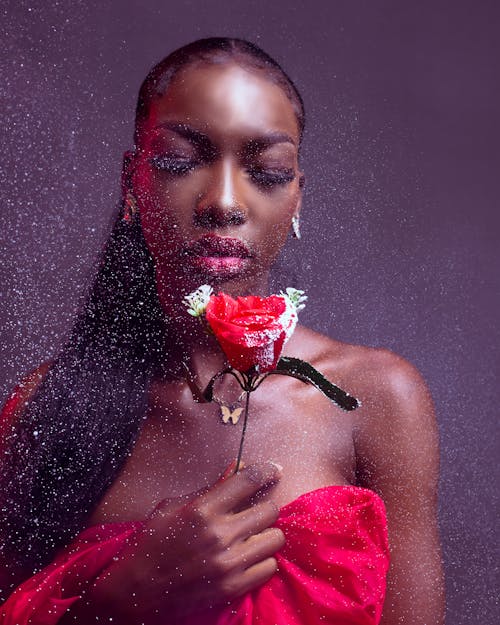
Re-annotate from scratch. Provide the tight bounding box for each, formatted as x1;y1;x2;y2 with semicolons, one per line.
150;155;199;175
248;167;296;188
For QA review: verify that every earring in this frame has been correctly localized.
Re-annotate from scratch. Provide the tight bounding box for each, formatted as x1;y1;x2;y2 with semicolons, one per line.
291;215;301;239
123;191;138;223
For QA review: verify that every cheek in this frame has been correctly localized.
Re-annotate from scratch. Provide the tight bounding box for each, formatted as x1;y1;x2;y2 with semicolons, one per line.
139;210;176;264
134;168;193;257
252;190;298;257
138;192;185;263
255;185;299;227
135;165;171;216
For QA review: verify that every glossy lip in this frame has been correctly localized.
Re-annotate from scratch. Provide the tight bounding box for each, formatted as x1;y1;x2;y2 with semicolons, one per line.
181;234;253;259
181;235;254;280
190;255;250;272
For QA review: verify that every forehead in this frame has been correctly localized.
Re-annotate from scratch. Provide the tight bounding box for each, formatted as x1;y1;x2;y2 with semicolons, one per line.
142;63;300;146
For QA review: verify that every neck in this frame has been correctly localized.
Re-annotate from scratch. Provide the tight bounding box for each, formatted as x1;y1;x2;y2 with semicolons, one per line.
166;318;226;381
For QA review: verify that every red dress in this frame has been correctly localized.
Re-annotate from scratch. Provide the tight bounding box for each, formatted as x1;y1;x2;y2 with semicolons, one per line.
1;486;389;625
1;381;390;624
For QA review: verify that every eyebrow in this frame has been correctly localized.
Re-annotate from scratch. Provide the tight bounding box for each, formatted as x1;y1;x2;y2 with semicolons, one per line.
153;121;211;146
247;132;296;149
153;121;296;150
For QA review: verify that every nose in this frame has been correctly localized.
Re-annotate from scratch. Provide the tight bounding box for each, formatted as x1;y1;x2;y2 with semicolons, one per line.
194;158;247;229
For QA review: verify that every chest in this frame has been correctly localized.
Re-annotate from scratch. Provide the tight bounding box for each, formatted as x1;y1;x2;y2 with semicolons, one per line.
88;374;357;524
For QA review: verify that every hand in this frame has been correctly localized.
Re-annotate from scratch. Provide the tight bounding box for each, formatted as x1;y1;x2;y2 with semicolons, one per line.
72;461;284;623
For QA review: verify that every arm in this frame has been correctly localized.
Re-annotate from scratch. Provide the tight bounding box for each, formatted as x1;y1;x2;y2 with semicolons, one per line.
354;349;445;625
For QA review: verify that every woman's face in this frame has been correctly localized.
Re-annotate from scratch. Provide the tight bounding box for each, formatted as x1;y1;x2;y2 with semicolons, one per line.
130;61;304;298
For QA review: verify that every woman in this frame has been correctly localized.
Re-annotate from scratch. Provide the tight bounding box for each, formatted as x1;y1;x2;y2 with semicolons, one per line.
0;38;444;624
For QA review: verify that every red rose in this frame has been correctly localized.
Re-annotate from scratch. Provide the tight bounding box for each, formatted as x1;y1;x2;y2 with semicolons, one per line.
205;293;297;374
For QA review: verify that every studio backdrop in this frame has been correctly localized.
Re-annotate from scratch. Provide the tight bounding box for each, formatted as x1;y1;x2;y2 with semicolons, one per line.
1;2;498;624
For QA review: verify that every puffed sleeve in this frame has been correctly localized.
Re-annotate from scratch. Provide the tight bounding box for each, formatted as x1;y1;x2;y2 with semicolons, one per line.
0;522;143;625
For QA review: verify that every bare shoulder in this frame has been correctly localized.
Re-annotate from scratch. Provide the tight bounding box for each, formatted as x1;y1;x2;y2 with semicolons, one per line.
303;329;441;494
287;327;437;455
290;324;429;395
293;326;441;487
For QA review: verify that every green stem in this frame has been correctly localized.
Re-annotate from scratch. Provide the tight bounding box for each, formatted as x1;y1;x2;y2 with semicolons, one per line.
234;389;251;474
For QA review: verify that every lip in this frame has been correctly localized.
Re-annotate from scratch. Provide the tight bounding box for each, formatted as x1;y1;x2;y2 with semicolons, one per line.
182;235;253;259
190;255;250;272
181;235;253;279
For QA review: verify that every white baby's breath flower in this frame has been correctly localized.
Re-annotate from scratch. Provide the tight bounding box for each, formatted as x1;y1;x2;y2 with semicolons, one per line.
280;287;307;313
183;284;213;317
279;296;298;344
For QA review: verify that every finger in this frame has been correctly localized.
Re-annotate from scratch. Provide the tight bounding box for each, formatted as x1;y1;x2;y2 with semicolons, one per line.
220;556;279;600
212;528;284;581
230;500;281;540
237;528;285;569
151;459;246;521
151;459;244;520
196;461;283;515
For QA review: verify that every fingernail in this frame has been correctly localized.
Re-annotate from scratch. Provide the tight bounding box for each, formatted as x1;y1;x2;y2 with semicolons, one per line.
245;461;282;484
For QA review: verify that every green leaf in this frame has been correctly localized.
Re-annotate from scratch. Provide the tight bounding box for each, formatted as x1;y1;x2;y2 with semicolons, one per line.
274;357;361;411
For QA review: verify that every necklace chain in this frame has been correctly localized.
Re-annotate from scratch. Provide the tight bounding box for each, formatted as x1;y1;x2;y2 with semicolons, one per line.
181;361;245;424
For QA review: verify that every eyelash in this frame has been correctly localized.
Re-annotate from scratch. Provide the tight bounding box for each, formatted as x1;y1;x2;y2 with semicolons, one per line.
150;156;295;188
150;156;197;175
247;167;295;188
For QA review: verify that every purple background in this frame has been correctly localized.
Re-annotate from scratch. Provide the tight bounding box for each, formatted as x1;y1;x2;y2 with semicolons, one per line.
1;1;498;622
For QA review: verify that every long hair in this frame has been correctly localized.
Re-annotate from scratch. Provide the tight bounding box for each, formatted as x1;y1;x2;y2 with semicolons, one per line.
0;214;164;571
0;37;305;573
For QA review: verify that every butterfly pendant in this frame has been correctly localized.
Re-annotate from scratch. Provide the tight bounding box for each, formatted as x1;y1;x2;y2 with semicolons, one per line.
220;405;243;425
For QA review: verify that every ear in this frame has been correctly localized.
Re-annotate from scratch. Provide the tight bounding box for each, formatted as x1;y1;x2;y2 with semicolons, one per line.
121;150;137;197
